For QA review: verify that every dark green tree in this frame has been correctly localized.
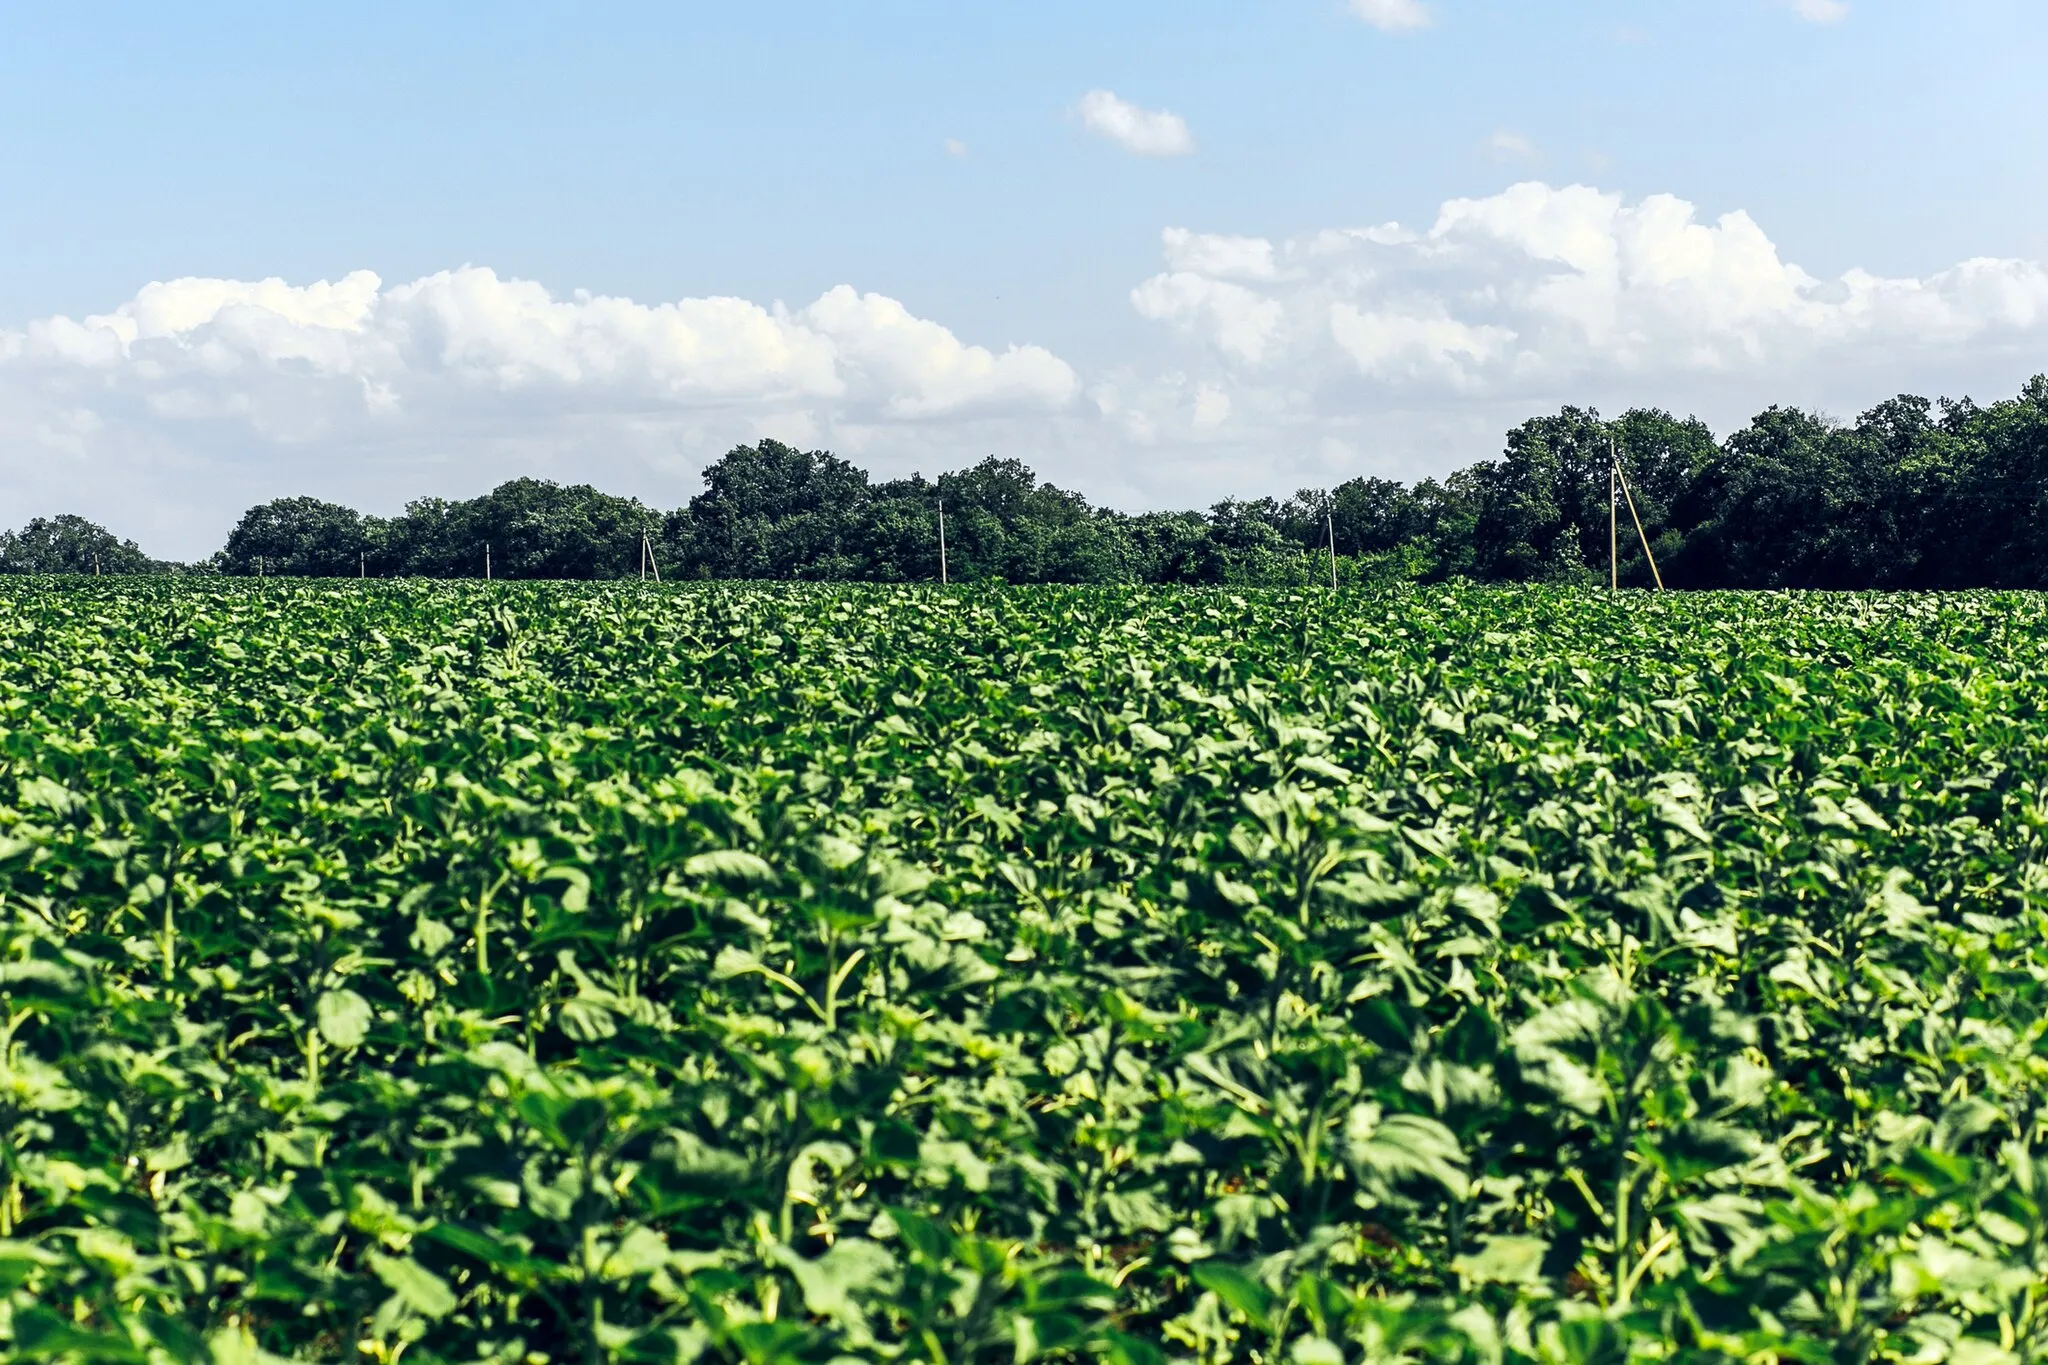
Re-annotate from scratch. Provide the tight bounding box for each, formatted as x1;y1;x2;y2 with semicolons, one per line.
920;457;1096;582
1330;477;1426;556
1195;499;1313;584
1459;406;1713;585
1124;511;1215;584
1608;408;1719;586
1819;394;1958;588
1929;378;2048;587
685;440;873;579
1668;407;1840;588
219;496;374;577
851;488;942;582
382;481;655;579
0;515;164;574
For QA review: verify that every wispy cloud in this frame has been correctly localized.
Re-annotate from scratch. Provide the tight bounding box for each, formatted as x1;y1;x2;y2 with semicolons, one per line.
1489;129;1539;161
1789;0;1849;23
1072;90;1195;157
943;138;967;157
1348;0;1433;33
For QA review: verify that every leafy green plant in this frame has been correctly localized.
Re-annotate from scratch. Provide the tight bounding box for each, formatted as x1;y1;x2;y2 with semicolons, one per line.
3;579;2047;1362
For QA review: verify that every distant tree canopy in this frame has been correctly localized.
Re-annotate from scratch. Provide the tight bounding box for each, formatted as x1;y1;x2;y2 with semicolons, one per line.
11;375;2048;586
387;479;657;581
0;515;164;575
209;480;662;580
219;497;368;577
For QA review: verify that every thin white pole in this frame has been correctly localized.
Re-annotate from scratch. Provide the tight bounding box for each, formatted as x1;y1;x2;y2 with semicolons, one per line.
937;498;948;586
1326;510;1337;588
485;545;491;581
360;551;365;580
1609;445;1618;593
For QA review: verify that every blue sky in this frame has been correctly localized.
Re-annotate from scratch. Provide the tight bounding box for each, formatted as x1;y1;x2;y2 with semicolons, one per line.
4;1;2047;556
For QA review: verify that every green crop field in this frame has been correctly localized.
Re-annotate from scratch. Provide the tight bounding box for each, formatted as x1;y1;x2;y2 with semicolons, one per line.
4;581;2048;1364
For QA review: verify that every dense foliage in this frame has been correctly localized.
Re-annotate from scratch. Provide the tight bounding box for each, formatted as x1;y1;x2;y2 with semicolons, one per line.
12;375;2048;589
4;579;2048;1362
0;516;169;577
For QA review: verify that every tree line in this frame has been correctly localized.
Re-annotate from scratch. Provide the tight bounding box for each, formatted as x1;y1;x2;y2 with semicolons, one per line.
7;375;2048;588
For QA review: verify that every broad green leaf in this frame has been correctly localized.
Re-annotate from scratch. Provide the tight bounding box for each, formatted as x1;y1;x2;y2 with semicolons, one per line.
1191;1262;1273;1328
683;849;776;883
774;1238;899;1324
1451;1236;1548;1285
368;1251;458;1319
315;989;373;1048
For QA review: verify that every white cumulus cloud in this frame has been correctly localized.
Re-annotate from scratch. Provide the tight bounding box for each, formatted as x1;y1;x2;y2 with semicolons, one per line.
799;286;1079;418
7;267;1077;417
1160;227;1281;281
1072;90;1195;157
1100;182;2048;504
1128;183;2048;395
1349;0;1434;32
1131;273;1288;366
0;268;1079;554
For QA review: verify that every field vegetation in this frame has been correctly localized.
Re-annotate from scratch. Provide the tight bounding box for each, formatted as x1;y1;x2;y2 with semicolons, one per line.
3;580;2047;1362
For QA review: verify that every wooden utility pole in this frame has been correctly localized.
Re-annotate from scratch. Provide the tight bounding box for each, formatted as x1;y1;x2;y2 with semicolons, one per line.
1326;510;1338;588
1609;456;1618;592
937;498;948;586
1610;436;1665;591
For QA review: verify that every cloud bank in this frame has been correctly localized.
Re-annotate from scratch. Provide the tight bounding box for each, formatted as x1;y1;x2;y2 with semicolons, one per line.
5;182;2047;556
1131;181;2048;396
9;269;1076;421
